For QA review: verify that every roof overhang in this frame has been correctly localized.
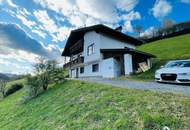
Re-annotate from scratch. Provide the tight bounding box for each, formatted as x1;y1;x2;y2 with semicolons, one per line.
100;48;156;58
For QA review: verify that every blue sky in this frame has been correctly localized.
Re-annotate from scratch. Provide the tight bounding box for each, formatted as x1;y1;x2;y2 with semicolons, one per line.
0;0;190;74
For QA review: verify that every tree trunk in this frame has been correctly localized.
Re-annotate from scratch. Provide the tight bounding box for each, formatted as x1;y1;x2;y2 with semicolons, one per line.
43;85;48;90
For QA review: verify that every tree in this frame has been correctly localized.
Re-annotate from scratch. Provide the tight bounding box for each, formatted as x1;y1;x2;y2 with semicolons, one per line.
161;19;176;35
162;19;175;29
134;25;143;36
0;80;7;98
33;58;64;90
22;58;65;103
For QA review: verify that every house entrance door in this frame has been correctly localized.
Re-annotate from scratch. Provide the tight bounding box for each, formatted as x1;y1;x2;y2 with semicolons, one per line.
114;55;125;76
76;68;79;78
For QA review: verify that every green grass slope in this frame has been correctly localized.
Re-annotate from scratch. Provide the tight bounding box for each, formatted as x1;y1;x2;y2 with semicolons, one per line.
0;80;190;130
130;34;190;80
6;78;26;89
139;34;190;60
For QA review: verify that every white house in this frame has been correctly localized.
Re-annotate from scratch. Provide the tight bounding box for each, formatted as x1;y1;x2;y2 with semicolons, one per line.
62;24;155;78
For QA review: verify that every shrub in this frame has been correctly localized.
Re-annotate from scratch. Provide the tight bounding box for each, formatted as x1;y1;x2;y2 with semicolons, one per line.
21;58;66;103
26;76;41;98
0;80;7;98
5;83;23;96
50;68;65;84
20;76;42;104
34;58;65;89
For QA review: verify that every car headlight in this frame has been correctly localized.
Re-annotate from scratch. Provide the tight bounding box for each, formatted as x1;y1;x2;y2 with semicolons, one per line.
178;73;190;76
155;71;160;75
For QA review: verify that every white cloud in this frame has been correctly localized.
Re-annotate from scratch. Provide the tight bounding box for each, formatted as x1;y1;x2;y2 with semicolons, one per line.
0;0;17;7
116;0;138;12
55;27;71;42
120;11;141;33
0;23;61;60
0;49;39;74
69;12;88;27
0;23;64;74
33;0;76;16
34;10;57;33
151;0;172;18
33;10;70;42
33;0;140;32
181;0;190;3
8;8;37;30
140;26;155;38
3;6;48;39
124;21;133;33
16;14;36;29
6;0;17;8
121;11;141;21
7;50;39;63
76;0;118;23
17;8;31;17
32;29;46;38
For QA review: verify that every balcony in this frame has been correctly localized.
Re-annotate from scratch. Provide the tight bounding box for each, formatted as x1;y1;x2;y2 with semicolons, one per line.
63;56;84;68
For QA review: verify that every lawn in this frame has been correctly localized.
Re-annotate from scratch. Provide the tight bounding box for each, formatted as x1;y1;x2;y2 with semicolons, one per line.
129;34;190;80
0;80;190;130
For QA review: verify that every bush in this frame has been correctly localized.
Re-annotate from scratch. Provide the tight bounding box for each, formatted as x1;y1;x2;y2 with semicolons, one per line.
26;76;41;98
20;76;42;104
0;80;7;98
21;58;66;103
5;83;23;96
49;68;65;84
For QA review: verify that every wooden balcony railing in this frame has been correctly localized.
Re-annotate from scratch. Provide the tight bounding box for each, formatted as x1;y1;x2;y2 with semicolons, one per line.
63;56;84;68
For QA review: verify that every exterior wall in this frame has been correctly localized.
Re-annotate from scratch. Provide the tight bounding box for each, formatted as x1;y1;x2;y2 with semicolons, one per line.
147;58;151;68
101;58;122;78
79;63;102;77
99;33;136;49
70;69;76;78
83;31;136;64
69;31;137;78
101;58;115;78
124;54;133;75
83;31;101;63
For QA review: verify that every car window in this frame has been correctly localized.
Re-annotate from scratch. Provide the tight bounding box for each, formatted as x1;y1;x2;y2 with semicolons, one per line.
182;62;190;67
165;61;190;68
165;62;183;68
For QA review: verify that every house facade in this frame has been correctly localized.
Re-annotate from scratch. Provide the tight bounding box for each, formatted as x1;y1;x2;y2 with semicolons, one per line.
62;24;155;78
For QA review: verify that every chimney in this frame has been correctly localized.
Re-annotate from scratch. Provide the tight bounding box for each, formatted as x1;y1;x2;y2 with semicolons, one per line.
115;26;122;32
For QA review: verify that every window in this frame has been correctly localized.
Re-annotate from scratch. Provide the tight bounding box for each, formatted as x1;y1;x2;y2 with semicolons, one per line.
87;43;95;56
80;67;84;74
165;61;190;68
92;64;99;72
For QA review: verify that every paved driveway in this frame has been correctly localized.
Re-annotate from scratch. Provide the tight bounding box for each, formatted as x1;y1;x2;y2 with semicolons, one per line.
77;78;190;96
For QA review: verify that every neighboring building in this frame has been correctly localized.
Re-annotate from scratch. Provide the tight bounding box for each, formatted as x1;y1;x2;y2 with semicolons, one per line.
62;24;155;78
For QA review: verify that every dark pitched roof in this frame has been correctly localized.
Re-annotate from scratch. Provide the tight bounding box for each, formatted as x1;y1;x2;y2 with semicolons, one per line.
100;48;156;58
62;24;143;56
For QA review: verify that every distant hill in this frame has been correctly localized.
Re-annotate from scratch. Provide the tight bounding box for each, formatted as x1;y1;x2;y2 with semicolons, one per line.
0;73;24;81
0;73;10;81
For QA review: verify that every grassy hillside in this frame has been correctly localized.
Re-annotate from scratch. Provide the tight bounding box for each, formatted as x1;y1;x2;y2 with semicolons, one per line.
139;34;190;60
0;80;190;130
130;34;190;80
6;78;26;89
